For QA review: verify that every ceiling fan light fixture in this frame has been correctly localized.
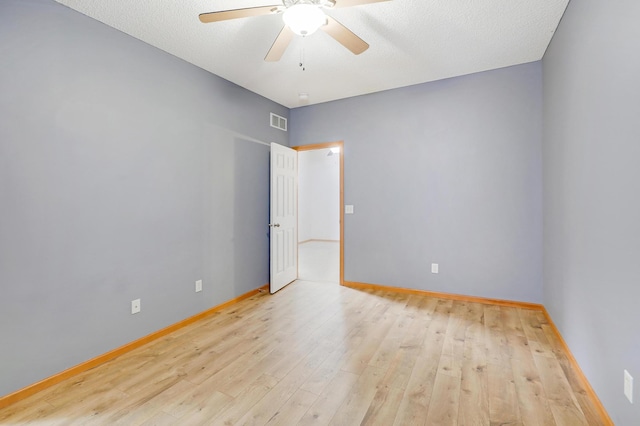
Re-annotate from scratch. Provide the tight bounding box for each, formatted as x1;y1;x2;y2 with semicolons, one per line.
283;4;327;36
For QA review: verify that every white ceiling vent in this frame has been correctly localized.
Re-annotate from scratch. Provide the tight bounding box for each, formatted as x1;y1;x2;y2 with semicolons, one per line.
270;113;287;132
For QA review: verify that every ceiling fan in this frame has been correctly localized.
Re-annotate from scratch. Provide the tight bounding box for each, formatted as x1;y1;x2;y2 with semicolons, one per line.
199;0;390;62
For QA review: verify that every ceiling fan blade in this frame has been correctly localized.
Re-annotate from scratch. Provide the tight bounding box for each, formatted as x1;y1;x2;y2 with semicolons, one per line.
333;0;390;8
320;16;369;55
199;5;281;23
265;26;295;62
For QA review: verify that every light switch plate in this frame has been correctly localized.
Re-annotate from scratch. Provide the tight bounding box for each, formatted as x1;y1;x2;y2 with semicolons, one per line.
345;205;354;214
431;263;439;274
195;279;203;293
625;370;633;403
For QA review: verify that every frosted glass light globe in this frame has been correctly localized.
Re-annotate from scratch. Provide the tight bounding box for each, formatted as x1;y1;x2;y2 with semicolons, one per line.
283;4;327;36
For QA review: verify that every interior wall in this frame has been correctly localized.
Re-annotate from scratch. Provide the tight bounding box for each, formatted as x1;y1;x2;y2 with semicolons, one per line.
0;0;288;397
298;149;340;242
542;0;640;423
290;62;543;303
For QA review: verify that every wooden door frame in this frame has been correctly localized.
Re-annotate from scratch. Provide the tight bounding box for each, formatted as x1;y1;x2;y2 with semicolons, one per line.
293;141;344;285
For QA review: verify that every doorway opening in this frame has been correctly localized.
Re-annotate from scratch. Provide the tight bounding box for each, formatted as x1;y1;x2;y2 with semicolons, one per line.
294;141;344;285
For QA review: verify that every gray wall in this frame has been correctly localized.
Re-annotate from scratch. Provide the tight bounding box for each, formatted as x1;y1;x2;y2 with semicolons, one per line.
291;63;543;303
542;0;640;423
0;0;287;397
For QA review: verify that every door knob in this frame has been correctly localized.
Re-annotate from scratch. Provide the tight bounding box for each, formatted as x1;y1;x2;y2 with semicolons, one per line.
268;223;280;228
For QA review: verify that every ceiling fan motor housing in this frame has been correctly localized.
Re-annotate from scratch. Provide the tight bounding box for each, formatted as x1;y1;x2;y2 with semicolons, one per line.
283;0;336;8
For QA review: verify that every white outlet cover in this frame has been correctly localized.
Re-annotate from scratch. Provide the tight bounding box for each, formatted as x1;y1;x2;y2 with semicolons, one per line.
195;279;203;293
131;299;141;314
624;370;633;403
431;263;439;274
345;205;354;214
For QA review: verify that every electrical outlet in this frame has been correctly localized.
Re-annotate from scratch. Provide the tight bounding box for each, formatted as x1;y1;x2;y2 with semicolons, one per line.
345;205;354;214
624;370;633;403
131;299;141;315
431;263;439;274
195;279;203;293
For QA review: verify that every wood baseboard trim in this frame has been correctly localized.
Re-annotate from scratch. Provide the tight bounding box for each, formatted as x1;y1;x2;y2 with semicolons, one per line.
0;284;269;410
541;307;614;425
342;281;544;310
342;280;612;424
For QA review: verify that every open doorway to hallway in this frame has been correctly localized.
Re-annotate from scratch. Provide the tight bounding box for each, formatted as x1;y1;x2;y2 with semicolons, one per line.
296;143;342;284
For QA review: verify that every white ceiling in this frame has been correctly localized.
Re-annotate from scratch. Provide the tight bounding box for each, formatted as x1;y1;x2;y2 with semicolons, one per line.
55;0;569;108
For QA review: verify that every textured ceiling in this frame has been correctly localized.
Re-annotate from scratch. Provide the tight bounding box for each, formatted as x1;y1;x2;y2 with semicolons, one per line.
55;0;569;108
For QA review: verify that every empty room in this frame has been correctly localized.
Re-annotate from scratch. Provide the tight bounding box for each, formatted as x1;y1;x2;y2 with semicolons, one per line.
1;0;638;424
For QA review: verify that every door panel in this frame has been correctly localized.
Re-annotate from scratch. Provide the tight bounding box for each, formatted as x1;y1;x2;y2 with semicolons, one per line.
270;143;297;293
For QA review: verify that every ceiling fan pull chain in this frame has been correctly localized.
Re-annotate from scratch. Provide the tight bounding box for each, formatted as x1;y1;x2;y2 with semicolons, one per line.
299;37;306;71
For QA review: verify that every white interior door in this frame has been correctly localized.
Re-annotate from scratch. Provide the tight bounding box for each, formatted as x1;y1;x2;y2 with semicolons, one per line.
270;143;298;293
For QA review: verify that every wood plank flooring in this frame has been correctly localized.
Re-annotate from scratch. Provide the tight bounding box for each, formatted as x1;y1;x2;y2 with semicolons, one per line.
0;281;606;425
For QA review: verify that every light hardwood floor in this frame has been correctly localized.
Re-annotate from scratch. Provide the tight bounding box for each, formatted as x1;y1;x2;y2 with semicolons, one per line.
0;280;606;425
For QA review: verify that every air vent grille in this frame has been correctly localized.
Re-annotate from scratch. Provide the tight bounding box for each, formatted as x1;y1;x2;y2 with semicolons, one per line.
270;113;287;131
